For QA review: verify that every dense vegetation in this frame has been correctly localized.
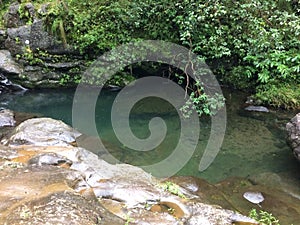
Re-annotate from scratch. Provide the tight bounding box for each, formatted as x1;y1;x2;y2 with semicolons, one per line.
1;0;300;110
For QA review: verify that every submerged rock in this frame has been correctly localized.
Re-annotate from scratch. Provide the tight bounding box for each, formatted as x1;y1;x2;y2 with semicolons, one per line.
286;113;300;161
244;105;269;113
243;192;264;205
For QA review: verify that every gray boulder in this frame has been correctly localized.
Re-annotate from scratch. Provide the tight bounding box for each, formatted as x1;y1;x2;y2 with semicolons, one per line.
5;25;31;56
1;117;81;146
2;2;22;28
5;19;68;56
0;50;25;93
286;113;300;161
0;50;23;75
0;109;15;127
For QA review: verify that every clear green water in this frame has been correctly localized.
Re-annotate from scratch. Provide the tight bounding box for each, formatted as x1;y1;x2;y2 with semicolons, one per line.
0;88;299;183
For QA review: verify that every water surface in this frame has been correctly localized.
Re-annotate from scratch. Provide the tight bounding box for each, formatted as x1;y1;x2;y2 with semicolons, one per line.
0;87;299;183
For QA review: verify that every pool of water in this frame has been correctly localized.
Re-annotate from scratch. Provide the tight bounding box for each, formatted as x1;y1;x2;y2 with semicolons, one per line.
0;87;299;183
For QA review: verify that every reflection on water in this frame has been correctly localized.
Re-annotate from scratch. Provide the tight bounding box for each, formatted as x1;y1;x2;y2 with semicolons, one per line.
0;88;299;183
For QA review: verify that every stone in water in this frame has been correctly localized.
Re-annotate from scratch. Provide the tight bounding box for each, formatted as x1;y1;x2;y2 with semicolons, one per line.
243;192;264;206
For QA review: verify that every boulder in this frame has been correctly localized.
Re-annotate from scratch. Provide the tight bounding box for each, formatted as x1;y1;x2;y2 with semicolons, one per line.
286;113;300;161
0;50;26;93
0;109;15;127
2;1;64;55
1;117;81;146
30;19;66;54
0;163;123;225
0;50;23;75
2;2;22;28
5;25;31;56
4;18;68;56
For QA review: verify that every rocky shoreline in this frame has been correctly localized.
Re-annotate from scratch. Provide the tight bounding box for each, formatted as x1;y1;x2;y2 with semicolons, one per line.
0;109;299;224
0;110;256;225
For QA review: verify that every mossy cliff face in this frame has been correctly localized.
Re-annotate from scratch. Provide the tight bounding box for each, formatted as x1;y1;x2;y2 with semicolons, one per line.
0;2;84;89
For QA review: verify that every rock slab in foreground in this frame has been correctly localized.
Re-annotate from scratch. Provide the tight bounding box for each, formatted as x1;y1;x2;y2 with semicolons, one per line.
286;113;300;161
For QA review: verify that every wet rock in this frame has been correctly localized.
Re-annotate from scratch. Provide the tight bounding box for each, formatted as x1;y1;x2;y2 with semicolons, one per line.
0;164;123;225
0;73;26;94
0;49;27;93
215;177;300;225
0;145;18;160
1;3;83;88
24;3;36;20
286;113;300;161
171;175;300;225
28;152;73;166
249;172;300;201
230;214;258;225
244;105;269;113
0;50;23;75
0;111;37;142
185;202;233;225
5;192;124;225
1;117;81;146
0;109;15;127
243;192;264;205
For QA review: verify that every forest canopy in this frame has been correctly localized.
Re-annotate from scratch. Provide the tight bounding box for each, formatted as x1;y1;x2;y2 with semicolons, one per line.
1;0;300;109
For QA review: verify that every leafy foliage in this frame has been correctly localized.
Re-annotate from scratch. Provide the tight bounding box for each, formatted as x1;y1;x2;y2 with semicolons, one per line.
249;209;280;225
158;181;187;199
2;0;299;110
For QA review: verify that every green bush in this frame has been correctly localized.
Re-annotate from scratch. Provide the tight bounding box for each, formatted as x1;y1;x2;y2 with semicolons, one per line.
2;0;299;110
249;209;280;225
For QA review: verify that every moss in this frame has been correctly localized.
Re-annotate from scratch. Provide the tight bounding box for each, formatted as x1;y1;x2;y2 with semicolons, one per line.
255;83;300;110
0;0;10;29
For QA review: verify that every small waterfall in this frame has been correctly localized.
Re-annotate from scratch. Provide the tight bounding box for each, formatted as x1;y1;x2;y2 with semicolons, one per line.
0;73;27;94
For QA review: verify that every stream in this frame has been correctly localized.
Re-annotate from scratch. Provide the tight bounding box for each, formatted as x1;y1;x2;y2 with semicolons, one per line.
0;87;299;184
